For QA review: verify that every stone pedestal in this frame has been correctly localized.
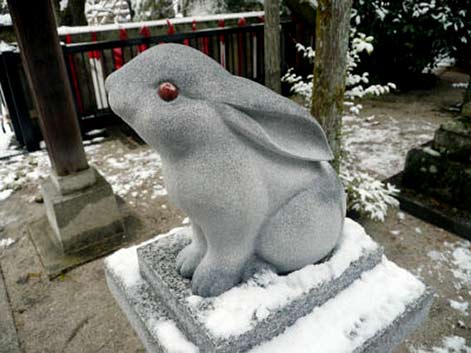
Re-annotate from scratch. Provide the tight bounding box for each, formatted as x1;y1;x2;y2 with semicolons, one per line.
104;219;432;353
42;168;123;253
388;117;471;240
402;117;471;210
30;167;125;278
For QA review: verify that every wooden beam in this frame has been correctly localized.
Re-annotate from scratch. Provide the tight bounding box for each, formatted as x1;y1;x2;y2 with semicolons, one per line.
7;0;88;176
264;0;281;93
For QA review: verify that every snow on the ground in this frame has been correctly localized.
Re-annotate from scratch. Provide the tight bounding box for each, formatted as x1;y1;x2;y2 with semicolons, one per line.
0;150;50;201
0;139;167;203
0;237;15;250
452;83;469;89
448;299;469;316
185;218;379;339
0;129;21;159
427;240;471;291
106;220;425;353
343;114;436;178
89;145;167;201
411;335;471;353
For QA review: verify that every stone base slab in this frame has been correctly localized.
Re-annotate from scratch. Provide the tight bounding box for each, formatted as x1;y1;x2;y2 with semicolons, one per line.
433;117;471;161
137;220;384;353
50;167;97;196
387;172;471;242
105;220;432;353
29;216;127;279
41;168;124;254
402;143;471;210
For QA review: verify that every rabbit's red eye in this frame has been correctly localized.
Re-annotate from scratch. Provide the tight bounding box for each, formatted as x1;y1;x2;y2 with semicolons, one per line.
158;82;179;101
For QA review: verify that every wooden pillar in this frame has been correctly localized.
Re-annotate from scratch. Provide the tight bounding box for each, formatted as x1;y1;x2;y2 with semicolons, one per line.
311;0;353;171
264;0;281;93
7;0;89;176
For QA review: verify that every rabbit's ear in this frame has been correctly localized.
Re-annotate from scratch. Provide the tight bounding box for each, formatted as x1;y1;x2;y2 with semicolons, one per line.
217;77;334;162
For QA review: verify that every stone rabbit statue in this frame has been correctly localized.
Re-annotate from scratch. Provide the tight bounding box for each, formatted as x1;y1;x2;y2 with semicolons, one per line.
106;44;346;297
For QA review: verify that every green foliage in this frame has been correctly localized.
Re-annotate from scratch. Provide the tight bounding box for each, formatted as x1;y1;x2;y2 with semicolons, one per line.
353;0;471;89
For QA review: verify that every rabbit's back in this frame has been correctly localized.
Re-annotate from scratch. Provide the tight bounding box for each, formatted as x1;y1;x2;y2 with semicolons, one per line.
257;161;346;273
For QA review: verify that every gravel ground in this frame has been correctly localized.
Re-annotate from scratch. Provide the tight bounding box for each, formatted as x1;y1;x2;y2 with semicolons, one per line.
0;69;470;353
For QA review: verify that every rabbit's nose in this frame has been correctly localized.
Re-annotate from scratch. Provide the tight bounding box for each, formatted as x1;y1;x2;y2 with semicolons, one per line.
158;82;179;101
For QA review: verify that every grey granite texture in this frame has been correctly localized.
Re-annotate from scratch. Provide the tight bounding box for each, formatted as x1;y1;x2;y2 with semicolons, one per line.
41;168;124;254
104;226;432;353
106;43;346;297
353;289;433;353
137;229;384;353
105;264;169;353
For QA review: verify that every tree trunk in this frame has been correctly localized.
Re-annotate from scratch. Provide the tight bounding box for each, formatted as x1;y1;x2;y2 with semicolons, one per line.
311;0;352;171
264;0;281;93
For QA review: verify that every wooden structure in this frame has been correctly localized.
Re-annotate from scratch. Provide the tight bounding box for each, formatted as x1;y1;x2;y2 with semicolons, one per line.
7;0;89;176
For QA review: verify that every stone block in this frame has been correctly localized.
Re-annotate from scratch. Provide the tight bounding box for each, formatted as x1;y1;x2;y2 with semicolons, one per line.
137;219;383;353
402;144;471;210
50;167;96;195
433;118;471;162
105;219;431;353
41;168;124;254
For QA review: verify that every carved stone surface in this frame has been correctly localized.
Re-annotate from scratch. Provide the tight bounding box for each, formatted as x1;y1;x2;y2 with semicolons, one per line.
104;219;433;353
106;43;346;297
137;219;384;353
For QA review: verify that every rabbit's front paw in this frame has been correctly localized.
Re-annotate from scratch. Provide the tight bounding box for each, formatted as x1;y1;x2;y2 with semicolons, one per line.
191;261;241;297
176;244;205;278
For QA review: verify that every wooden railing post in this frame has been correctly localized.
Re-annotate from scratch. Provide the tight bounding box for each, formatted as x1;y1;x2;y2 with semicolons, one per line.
7;0;89;176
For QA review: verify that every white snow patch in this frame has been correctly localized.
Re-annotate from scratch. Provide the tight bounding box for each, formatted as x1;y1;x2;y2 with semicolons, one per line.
0;189;13;201
58;11;264;35
188;219;379;338
0;237;15;249
0;129;14;158
452;82;469;89
449;299;469;316
423;146;441;157
249;258;425;353
343;114;437;178
450;246;471;286
0;140;167;202
412;335;471;353
94;148;166;200
390;230;401;236
427;240;471;290
105;227;190;288
182;217;190;225
0;150;51;201
0;14;11;26
415;227;423;234
105;245;140;288
149;320;199;353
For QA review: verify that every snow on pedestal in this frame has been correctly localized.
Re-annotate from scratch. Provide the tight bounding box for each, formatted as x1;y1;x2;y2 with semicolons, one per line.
104;219;432;353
